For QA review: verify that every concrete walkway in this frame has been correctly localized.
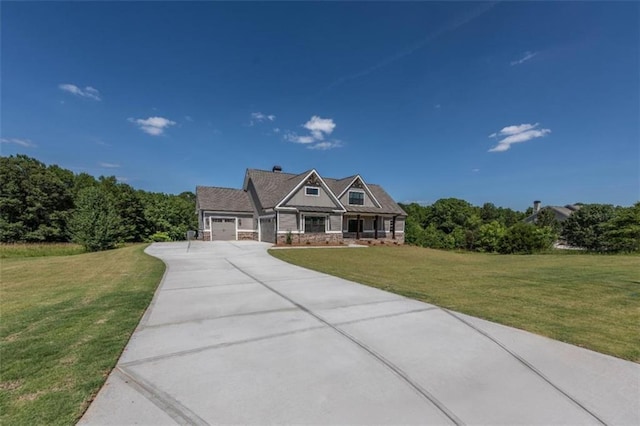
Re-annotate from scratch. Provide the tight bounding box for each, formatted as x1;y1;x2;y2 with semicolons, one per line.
81;241;639;425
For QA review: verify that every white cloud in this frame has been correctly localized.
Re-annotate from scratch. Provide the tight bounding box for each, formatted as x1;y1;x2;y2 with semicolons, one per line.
488;123;551;152
0;137;36;147
435;104;441;109
303;116;336;139
128;116;176;136
308;140;342;150
58;83;102;101
284;131;315;144
472;168;480;172
99;162;120;168
116;176;129;183
490;123;538;137
250;112;276;126
284;115;342;150
185;115;194;122
510;51;538;66
273;128;281;133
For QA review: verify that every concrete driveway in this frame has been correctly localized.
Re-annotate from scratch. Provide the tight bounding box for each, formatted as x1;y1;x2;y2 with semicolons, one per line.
81;241;639;425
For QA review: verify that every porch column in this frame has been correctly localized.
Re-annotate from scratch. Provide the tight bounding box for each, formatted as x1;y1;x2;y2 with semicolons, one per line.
356;214;360;240
374;215;378;239
392;215;396;240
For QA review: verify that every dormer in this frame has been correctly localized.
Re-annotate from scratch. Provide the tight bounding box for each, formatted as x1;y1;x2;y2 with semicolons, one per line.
338;175;381;208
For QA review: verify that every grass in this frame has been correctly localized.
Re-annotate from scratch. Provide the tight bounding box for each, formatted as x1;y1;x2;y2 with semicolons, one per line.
0;243;86;259
0;244;165;425
270;245;640;362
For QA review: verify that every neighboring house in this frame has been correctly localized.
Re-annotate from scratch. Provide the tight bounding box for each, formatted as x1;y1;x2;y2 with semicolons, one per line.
196;166;407;244
524;200;582;223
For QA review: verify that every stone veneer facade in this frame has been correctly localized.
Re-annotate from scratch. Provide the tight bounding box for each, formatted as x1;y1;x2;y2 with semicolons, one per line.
275;232;404;246
237;231;258;241
201;230;404;245
276;232;343;246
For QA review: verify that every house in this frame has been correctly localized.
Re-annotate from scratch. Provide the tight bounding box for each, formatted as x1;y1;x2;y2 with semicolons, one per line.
524;200;582;223
196;166;407;244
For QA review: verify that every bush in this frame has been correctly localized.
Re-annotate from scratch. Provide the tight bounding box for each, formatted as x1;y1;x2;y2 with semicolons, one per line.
498;223;554;254
604;203;640;252
476;221;507;252
562;204;616;251
69;187;122;252
149;232;172;242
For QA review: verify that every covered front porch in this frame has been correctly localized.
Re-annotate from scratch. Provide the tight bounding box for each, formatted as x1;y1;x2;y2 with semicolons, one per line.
341;214;400;241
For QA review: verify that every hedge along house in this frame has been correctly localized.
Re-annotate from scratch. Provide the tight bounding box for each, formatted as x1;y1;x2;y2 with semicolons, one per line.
196;167;407;244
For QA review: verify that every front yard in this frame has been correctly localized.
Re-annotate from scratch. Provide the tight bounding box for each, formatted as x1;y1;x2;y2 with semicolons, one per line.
0;244;165;425
270;246;640;362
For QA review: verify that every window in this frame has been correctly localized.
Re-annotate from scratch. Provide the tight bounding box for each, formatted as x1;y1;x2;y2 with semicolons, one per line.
304;216;325;233
305;186;320;196
349;191;365;205
348;219;364;233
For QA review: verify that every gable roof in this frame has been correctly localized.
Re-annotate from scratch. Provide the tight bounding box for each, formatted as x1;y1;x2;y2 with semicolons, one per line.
276;169;345;211
334;175;382;208
244;169;310;210
196;186;253;213
524;204;582;223
238;168;406;216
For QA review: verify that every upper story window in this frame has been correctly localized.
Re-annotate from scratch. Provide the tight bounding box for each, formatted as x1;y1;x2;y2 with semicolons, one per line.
348;191;365;205
305;186;320;196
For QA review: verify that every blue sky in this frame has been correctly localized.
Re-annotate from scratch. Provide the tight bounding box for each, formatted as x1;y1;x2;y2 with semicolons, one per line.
2;1;638;210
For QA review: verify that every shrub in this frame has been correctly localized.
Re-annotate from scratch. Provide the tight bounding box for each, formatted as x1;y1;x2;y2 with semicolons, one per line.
69;187;122;252
476;221;507;252
149;232;171;242
562;204;616;251
604;203;640;252
498;223;554;254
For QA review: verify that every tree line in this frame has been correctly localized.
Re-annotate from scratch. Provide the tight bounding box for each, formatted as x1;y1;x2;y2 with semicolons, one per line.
0;155;197;250
400;198;639;254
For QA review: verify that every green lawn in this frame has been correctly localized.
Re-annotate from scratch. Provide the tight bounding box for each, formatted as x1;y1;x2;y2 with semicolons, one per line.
0;244;165;425
0;243;85;258
270;246;640;362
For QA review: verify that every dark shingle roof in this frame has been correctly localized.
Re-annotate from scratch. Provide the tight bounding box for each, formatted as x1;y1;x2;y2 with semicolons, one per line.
242;169;406;216
196;186;253;212
325;175;356;196
245;169;310;209
524;204;582;223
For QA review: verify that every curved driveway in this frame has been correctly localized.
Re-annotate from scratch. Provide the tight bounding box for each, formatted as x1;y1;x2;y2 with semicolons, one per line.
81;241;639;425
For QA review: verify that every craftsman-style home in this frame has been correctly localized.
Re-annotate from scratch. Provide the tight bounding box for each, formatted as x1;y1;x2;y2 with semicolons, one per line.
196;166;406;244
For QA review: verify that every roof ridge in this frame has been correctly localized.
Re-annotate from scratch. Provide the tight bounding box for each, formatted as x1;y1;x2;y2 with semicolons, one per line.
198;185;245;191
248;168;298;176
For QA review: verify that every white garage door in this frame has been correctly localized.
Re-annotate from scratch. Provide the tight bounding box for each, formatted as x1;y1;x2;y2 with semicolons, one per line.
211;218;236;241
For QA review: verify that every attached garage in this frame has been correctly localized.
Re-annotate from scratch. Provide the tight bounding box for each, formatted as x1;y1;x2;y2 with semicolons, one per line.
196;186;257;241
260;217;276;243
210;218;236;241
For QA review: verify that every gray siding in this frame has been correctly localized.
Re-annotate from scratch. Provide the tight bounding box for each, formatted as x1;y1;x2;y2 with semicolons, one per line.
395;217;405;232
278;211;298;232
203;213;235;230
237;214;255;230
330;214;342;231
285;186;339;208
246;180;264;215
202;213;254;230
260;217;276;243
363;217;375;231
340;188;377;208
